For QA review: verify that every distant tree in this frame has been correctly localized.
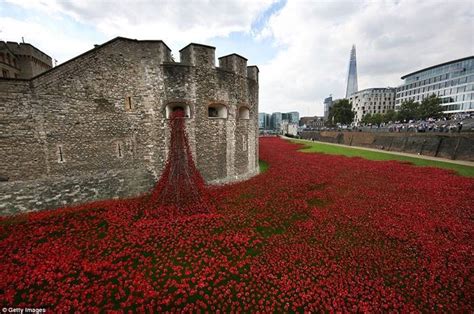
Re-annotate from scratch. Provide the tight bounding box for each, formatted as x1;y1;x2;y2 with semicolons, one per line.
418;94;443;119
328;99;354;125
371;113;383;126
383;109;397;123
397;100;419;121
361;113;372;125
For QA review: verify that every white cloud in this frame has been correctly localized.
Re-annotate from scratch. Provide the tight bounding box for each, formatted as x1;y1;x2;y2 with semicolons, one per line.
4;0;276;50
0;16;96;64
1;0;473;117
259;0;474;116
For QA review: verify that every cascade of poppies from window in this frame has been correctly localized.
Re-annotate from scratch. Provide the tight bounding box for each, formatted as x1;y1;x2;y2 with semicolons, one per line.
147;109;212;215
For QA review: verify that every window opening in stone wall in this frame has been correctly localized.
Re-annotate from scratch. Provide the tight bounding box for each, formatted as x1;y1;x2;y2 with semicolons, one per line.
125;96;133;111
208;104;228;118
165;103;190;118
208;107;218;117
238;107;250;119
2;69;9;78
127;139;134;153
58;146;64;163
117;143;123;158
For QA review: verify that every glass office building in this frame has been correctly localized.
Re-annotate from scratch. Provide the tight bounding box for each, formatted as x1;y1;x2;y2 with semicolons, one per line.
345;45;358;98
271;112;283;130
258;113;266;129
323;95;333;120
395;56;474;113
258;112;272;130
282;111;300;124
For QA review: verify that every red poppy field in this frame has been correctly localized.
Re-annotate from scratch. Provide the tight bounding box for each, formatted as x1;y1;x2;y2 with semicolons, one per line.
1;137;473;312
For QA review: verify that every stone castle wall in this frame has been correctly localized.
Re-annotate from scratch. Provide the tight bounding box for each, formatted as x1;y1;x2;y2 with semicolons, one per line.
0;37;259;215
299;131;474;161
3;41;53;79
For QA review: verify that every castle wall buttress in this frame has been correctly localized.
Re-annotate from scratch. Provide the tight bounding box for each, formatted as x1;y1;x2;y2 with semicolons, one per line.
0;37;258;215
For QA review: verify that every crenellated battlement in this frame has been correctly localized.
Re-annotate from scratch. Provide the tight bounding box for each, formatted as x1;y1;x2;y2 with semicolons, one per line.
173;43;257;80
218;53;248;77
247;66;259;82
4;41;52;65
179;43;216;68
3;37;257;82
0;36;259;215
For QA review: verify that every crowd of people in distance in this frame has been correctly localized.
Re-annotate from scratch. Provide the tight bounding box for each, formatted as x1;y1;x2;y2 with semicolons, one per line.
384;112;472;133
315;112;474;133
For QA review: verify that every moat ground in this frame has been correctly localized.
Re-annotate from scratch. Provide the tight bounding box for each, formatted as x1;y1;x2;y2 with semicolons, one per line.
1;137;473;311
291;138;474;177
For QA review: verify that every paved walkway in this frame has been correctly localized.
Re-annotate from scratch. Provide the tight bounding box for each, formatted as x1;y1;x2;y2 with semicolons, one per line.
286;137;474;167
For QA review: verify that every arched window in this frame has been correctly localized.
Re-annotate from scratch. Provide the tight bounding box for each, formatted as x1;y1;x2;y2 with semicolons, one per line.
208;104;228;119
165;103;191;119
238;106;250;119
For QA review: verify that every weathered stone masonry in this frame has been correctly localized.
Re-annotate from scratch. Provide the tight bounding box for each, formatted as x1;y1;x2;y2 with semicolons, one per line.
0;37;259;215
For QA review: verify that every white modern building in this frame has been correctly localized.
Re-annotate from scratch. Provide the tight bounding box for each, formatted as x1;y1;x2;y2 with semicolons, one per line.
281;120;298;136
396;56;474;113
349;87;396;124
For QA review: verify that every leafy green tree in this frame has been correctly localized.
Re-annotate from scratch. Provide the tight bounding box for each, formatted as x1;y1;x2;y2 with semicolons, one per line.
371;113;383;126
328;99;354;125
397;100;419;121
383;109;397;123
361;113;372;125
418;94;443;119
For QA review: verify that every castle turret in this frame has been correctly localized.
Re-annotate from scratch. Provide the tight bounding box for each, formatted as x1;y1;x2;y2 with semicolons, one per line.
179;43;215;68
247;65;259;82
218;53;248;77
5;41;52;79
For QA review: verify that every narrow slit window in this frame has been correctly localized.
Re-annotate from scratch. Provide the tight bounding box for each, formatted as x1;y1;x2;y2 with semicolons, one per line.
117;143;123;158
125;96;133;111
58;145;64;163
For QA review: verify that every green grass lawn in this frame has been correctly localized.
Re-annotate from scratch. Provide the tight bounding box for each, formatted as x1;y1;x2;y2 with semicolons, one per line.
291;139;474;177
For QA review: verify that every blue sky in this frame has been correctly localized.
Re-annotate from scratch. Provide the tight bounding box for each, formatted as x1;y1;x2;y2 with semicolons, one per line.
1;0;472;116
209;0;286;65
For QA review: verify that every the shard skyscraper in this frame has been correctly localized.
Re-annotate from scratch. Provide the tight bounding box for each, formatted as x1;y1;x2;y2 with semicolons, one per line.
345;45;358;98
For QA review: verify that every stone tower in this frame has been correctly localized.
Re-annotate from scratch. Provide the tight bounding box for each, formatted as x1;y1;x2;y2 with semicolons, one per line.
0;37;259;215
